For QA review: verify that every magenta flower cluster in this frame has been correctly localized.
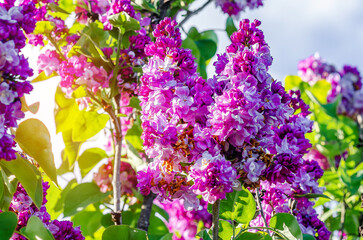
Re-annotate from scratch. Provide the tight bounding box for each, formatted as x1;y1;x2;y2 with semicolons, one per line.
298;53;363;119
215;0;264;16
0;0;35;160
6;181;84;240
158;198;212;240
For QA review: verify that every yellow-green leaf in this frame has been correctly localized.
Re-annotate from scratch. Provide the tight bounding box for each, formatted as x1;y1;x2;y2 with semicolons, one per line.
15;118;57;184
0;154;43;208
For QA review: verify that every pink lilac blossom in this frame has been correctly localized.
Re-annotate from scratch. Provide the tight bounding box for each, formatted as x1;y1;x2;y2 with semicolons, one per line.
215;0;264;17
159;198;212;240
304;149;330;170
0;0;35;160
94;159;138;196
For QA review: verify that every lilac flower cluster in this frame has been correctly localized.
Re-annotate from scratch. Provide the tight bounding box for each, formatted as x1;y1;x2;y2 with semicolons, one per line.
158;199;212;240
298;54;363;119
137;17;330;238
0;1;35;160
210;19;309;187
137;17;239;209
251;156;330;239
215;0;264;17
7;181;84;240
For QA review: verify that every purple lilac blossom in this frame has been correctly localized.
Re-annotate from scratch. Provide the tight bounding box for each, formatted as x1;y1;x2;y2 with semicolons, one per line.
215;0;264;17
8;180;84;240
0;0;35;161
298;54;363;119
137;17;239;209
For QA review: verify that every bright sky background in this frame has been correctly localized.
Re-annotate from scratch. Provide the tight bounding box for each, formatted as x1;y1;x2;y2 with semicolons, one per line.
22;0;363;176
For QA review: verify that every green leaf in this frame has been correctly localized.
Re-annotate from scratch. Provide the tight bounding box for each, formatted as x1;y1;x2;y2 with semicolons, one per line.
129;96;141;110
148;213;169;239
269;213;303;240
51;179;77;217
72;111;110;142
20;216;55;240
102;225;147;240
48;2;70;14
200;30;218;44
159;233;173;240
125;117;143;151
303;234;316;240
226;17;237;38
219;220;233;240
0;172;4;202
0;155;43;208
284;75;303;91
152;204;169;221
108;12;140;33
33;21;55;35
72;86;88;99
58;0;76;14
101;213;114;228
182;37;200;65
32;72;57;83
132;0;158;14
125;140;145;170
309;80;331;104
195;39;217;61
236;232;265;240
15;118;57;184
188;27;200;40
0;168;18;210
196;230;212;240
72;209;103;237
1;167;17;195
0;211;18;240
62;129;83;168
63;182;110;217
78;148;108;178
306;90;341;119
219;188;256;224
294;193;331;199
337;160;362;195
54;87;77;133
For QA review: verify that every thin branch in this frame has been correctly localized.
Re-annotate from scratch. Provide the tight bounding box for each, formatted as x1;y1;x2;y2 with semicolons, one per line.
212;199;220;240
178;0;213;27
46;34;66;61
256;188;271;236
105;103;123;225
137;192;156;231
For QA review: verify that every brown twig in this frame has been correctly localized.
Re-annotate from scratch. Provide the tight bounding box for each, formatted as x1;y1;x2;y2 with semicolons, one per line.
137;193;156;231
256;188;271;236
212;199;220;240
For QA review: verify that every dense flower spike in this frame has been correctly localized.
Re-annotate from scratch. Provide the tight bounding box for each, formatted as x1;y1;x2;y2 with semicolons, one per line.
137;21;328;240
298;53;363;119
0;1;35;160
137;17;238;208
215;0;264;16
